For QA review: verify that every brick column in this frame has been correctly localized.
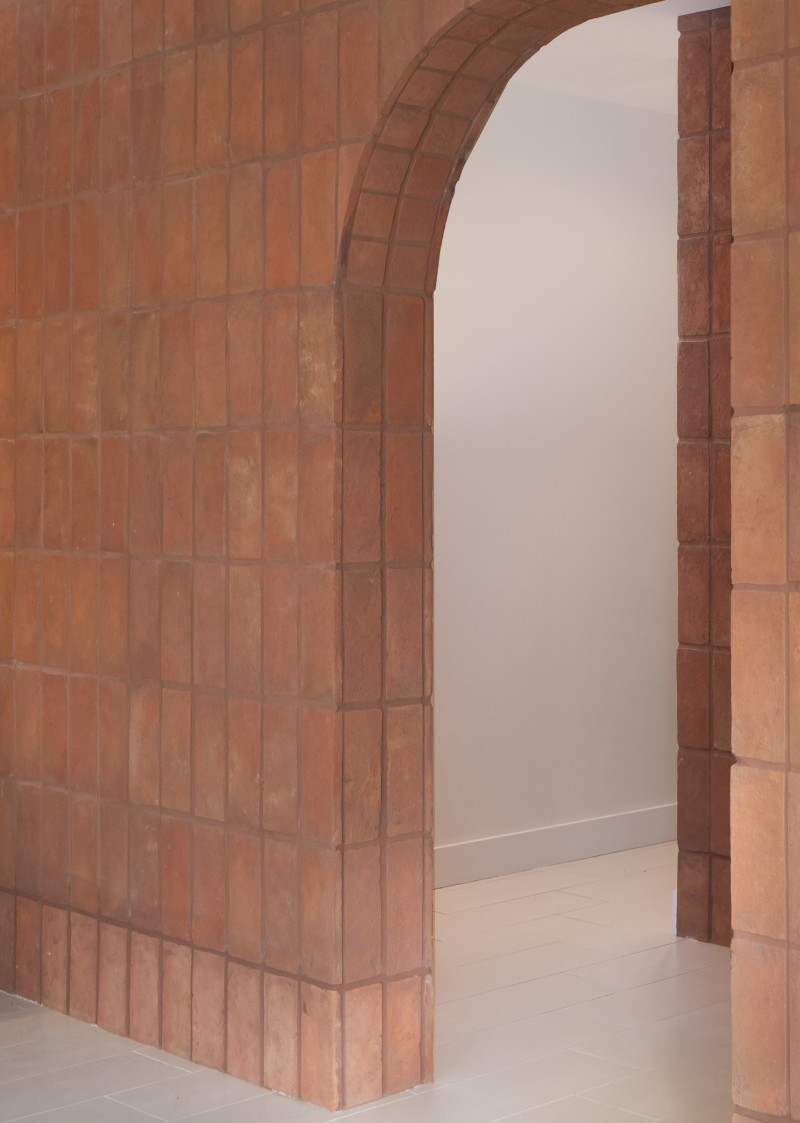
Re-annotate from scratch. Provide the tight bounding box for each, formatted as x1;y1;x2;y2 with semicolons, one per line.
676;9;732;947
730;2;800;1118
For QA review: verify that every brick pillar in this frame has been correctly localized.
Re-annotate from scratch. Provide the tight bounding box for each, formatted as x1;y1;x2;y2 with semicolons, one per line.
730;2;800;1118
676;9;732;947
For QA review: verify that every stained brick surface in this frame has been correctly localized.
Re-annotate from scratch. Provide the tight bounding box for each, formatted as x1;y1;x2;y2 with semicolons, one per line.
676;11;732;948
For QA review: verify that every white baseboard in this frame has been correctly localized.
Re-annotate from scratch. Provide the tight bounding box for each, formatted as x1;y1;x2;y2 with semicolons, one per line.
434;803;677;888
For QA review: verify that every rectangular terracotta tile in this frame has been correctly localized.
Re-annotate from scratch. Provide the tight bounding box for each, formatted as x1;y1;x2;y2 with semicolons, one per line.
193;562;226;690
300;844;342;985
161;435;194;559
300;149;337;286
161;562;192;684
732;237;785;407
228;696;261;829
262;703;298;835
16;898;42;1003
15;666;42;782
129;805;159;930
68;673;99;790
0;553;12;660
264;973;299;1098
162;940;192;1059
731;414;786;585
132;187;161;308
386;568;423;700
129;557;159;679
100;801;129;922
129;931;160;1046
45;203;71;315
342;568;381;705
731;937;787;1115
299;566;340;703
42;671;68;785
227;961;262;1084
343;845;381;984
732;61;785;233
161;687;191;812
41;787;69;904
69;911;98;1022
41;321;68;433
343;983;382;1108
162;178;193;302
228;564;262;695
385;837;423;975
265;21;300;157
265;160;299;289
70;674;98;794
264;293;299;425
98;921;128;1037
163;48;195;176
99;678;129;801
196;171;228;299
130;312;159;427
101;436;129;553
193;690;226;820
192;949;225;1071
263;836;298;974
15;781;42;894
298;429;338;565
195;302;228;426
160;305;194;430
385;975;422;1095
99;557;128;678
229;298;263;424
19;94;44;206
228;431;262;560
15;437;43;548
194;433;226;558
41;906;68;1013
132;59;161;180
300;707;341;845
301;9;337;148
230;165;263;294
73;78;100;192
129;679;160;806
0;890;14;991
71;436;99;551
264;430;298;561
732;590;786;764
70;794;98;912
228;830;262;963
196;40;229;169
339;1;378;141
161;814;191;940
231;31;263;162
15;552;42;664
129;435;161;555
101;70;132;190
102;0;132;66
299;982;341;1110
100;194;131;312
2;784;19;893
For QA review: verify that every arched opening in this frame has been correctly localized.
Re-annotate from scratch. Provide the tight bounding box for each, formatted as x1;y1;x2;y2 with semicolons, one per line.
336;0;728;1109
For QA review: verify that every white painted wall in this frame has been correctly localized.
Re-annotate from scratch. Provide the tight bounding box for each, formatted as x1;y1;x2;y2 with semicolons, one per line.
433;1;727;888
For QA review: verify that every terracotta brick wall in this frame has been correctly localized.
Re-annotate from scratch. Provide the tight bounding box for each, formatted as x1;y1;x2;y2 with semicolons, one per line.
0;0;795;1115
676;9;732;948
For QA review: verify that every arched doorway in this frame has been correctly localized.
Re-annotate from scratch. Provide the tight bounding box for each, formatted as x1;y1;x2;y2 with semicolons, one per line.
334;0;696;1107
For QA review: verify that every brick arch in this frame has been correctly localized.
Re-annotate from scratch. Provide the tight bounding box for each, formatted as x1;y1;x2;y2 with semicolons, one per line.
334;0;661;1110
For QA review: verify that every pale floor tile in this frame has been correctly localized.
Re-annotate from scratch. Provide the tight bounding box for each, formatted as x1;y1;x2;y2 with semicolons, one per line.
434;914;612;968
436;971;614;1042
581;1043;731;1119
575;965;731;1028
575;1002;731;1070
495;1096;654;1121
434;1005;627;1085
0;1051;188;1121
182;1092;331;1121
435;940;611;1003
110;1069;270;1120
566;940;729;992
12;1098;158;1122
434;890;603;940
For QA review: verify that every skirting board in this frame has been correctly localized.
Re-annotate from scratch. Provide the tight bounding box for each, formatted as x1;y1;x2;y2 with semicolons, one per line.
434;802;678;887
